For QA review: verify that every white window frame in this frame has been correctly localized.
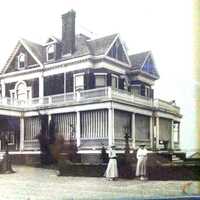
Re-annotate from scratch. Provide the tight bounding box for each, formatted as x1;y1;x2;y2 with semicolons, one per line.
74;73;85;92
111;74;119;89
145;85;151;97
94;73;107;88
10;81;32;105
46;44;55;61
18;53;26;69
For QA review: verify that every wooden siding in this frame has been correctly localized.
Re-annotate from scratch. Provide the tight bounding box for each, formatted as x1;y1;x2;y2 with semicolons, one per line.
5;82;16;97
26;78;39;98
5;45;38;73
44;73;64;96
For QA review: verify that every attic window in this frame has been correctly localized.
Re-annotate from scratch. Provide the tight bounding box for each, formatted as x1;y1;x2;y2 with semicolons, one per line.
47;44;55;61
18;53;26;69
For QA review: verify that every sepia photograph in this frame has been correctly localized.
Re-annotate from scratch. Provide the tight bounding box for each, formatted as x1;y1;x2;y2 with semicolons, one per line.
0;0;199;199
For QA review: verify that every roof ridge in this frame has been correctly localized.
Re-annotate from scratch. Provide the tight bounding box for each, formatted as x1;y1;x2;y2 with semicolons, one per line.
87;33;118;42
129;51;151;57
20;37;43;47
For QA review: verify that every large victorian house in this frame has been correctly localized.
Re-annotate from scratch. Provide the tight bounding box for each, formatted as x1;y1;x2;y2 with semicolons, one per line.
0;10;181;162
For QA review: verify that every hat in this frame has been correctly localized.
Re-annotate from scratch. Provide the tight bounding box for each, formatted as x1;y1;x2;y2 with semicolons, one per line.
139;143;145;147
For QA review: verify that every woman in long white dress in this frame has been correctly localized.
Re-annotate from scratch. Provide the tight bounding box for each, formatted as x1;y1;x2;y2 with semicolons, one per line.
135;144;148;180
105;145;118;181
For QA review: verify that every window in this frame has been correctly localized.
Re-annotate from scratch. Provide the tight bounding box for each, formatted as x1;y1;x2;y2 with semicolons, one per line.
47;44;55;60
11;81;32;105
95;74;107;87
18;53;26;69
145;86;151;97
17;82;27;102
75;74;84;91
111;75;118;89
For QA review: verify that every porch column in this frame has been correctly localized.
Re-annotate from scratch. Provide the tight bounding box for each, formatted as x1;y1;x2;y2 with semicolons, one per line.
39;75;44;103
20;117;25;151
48;114;52;124
150;116;153;149
76;111;81;147
178;122;180;146
131;113;136;149
108;108;114;146
1;82;5;98
171;120;174;149
156;116;160;149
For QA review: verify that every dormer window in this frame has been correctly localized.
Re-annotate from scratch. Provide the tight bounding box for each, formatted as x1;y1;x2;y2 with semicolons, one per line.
47;44;55;61
18;53;26;69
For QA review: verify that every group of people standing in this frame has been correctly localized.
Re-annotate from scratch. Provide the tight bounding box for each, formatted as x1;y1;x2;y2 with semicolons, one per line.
104;144;148;181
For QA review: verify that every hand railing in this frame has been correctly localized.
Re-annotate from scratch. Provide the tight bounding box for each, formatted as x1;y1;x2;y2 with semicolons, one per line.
0;88;180;115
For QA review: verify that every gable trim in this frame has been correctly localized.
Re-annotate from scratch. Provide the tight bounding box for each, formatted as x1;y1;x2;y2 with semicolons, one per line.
2;39;43;74
105;34;131;66
140;52;160;78
140;51;151;70
1;42;21;74
45;36;60;46
104;34;119;56
20;39;43;68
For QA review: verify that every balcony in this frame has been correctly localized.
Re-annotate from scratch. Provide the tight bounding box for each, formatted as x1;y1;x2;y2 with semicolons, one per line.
0;87;180;115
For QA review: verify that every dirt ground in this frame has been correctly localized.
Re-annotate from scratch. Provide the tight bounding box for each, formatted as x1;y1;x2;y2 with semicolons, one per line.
0;165;199;200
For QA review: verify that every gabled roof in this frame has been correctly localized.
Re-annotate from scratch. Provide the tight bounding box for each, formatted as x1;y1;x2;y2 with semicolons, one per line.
129;51;160;79
1;39;44;74
87;34;118;56
2;33;124;73
129;51;150;70
21;38;44;63
45;36;61;44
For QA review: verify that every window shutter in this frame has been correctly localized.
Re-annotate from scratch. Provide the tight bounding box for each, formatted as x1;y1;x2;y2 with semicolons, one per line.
141;84;145;96
84;73;89;90
89;72;95;89
119;78;124;90
107;73;112;86
66;73;73;93
150;89;154;99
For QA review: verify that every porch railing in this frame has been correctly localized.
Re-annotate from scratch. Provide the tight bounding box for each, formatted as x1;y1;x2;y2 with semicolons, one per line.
24;140;40;150
154;99;180;114
0;87;180;114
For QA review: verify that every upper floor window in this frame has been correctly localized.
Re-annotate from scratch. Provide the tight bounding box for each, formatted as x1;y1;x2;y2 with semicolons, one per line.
47;44;55;61
111;75;118;89
18;53;26;69
95;74;107;88
74;73;84;91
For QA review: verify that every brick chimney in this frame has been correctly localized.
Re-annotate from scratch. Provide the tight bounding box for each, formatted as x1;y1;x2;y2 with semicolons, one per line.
62;10;76;55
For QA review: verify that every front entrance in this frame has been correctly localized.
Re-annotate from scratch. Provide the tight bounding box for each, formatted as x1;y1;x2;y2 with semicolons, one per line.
0;116;20;151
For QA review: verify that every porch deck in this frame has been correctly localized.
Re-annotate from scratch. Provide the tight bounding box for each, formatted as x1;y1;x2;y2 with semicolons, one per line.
0;87;180;115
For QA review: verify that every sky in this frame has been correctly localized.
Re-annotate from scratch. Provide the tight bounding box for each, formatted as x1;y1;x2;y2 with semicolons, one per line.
0;0;195;151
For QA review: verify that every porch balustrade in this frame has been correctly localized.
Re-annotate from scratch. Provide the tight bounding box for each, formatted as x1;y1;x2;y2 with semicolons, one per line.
24;139;40;150
0;87;180;114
